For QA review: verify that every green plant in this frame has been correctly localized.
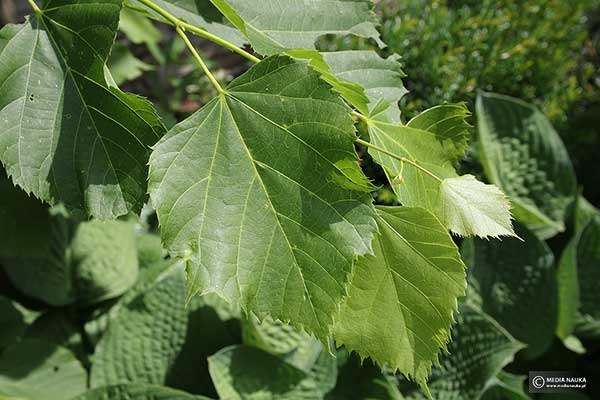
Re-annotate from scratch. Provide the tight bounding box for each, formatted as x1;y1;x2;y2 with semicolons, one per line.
0;1;598;400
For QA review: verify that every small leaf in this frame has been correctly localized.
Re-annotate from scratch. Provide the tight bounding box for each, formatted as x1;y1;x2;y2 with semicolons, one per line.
149;55;377;342
476;92;577;238
463;223;557;359
0;339;87;400
437;175;515;238
335;206;466;390
209;0;383;55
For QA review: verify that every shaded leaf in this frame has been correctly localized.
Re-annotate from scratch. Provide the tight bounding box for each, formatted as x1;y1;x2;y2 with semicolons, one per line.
574;215;600;339
463;223;557;358
209;0;383;55
148;55;377;342
476;92;577;239
335;206;466;390
0;295;28;352
72;384;212;400
480;371;528;400
0;1;165;218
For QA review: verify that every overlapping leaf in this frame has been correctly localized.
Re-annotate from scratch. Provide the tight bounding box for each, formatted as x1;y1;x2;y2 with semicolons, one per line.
0;0;165;219
73;384;213;400
462;223;557;359
148;55;377;341
208;0;383;55
476;92;577;238
364;112;515;238
334;206;466;390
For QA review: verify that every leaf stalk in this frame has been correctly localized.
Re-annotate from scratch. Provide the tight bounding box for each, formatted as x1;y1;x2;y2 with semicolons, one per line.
27;0;41;14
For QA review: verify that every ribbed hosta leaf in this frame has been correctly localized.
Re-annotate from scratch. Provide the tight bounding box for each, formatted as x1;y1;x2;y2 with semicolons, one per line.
335;206;466;391
149;55;377;341
208;0;383;55
365;116;515;238
476;92;577;239
135;0;245;46
0;0;165;219
463;223;557;359
404;305;524;400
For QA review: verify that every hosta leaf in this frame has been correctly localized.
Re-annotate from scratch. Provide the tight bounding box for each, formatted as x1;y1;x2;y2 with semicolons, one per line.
0;339;87;400
135;0;245;47
208;345;336;400
463;223;557;358
438;175;514;238
148;55;377;341
365;117;515;238
476;92;577;239
573;215;600;339
72;384;213;400
90;262;239;396
325;351;403;400
406;103;471;164
335;206;466;390
3;216;138;306
0;1;165;219
209;0;383;55
556;233;580;340
403;305;524;400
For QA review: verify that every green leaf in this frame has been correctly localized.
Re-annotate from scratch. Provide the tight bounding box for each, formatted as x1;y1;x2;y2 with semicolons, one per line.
556;234;580;340
325;351;403;400
406;103;471;164
476;92;577;239
119;7;162;46
71;384;213;400
90;262;239;396
409;305;524;400
148;55;377;342
208;0;383;55
463;223;557;358
365;117;515;238
208;345;336;400
437;175;514;238
573;215;600;339
136;0;246;47
480;371;528;400
3;217;139;307
320;51;407;122
0;339;87;400
0;1;165;219
107;42;154;85
334;206;466;390
24;311;85;364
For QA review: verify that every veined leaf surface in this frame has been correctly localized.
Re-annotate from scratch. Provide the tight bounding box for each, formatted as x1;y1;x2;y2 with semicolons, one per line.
209;0;383;55
335;206;466;390
0;0;165;218
73;384;212;400
149;55;377;341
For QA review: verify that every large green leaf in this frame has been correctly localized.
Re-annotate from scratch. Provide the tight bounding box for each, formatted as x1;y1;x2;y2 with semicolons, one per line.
208;345;336;400
3;216;138;307
476;92;577;238
208;0;383;55
463;223;557;358
0;339;87;400
90;262;239;397
334;206;466;391
72;384;213;400
403;305;524;400
364;116;514;238
0;0;165;219
148;55;377;341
